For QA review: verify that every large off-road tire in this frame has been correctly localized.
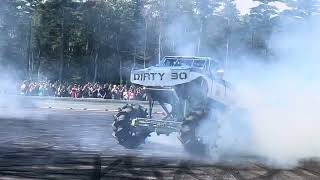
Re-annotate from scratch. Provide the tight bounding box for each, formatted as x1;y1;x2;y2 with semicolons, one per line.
179;107;209;155
112;104;150;149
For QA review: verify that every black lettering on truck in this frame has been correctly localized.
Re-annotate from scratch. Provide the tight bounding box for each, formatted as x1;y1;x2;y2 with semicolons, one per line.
143;73;150;80
150;73;156;80
171;73;178;80
179;72;187;79
134;72;165;81
134;74;141;80
158;73;165;80
171;72;187;80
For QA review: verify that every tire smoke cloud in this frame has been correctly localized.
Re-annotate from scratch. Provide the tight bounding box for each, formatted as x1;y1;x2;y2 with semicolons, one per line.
199;16;320;168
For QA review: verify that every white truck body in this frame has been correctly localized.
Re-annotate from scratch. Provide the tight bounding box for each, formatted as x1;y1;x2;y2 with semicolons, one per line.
131;62;231;105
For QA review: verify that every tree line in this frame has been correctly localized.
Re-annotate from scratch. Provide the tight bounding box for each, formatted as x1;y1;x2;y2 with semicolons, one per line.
0;0;318;83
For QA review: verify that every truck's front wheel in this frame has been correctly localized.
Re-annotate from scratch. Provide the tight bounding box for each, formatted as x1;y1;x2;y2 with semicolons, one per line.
179;107;208;155
112;104;150;149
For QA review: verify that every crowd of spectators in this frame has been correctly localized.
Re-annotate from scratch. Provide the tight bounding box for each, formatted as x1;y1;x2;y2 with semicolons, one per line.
19;81;147;101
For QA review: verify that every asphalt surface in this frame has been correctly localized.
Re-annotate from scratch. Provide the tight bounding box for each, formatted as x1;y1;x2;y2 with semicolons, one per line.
0;97;319;179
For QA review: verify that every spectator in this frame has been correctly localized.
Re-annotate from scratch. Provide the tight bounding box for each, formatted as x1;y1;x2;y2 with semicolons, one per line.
123;88;128;100
82;84;90;98
18;80;147;101
92;85;99;98
39;84;45;96
71;84;78;98
111;85;118;99
20;81;28;95
77;85;83;98
128;89;135;100
99;84;108;99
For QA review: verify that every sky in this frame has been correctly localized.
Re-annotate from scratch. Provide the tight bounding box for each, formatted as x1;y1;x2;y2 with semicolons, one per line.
235;0;289;15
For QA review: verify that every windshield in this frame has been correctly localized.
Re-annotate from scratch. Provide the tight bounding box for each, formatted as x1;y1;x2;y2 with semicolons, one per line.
162;59;193;67
161;59;206;68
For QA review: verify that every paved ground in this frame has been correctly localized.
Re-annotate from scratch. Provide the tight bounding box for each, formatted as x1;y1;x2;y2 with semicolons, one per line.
0;97;319;179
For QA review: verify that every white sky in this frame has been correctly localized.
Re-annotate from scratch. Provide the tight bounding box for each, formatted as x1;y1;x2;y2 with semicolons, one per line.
235;0;290;15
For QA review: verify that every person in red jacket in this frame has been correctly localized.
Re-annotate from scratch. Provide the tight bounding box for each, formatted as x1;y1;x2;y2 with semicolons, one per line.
71;84;78;98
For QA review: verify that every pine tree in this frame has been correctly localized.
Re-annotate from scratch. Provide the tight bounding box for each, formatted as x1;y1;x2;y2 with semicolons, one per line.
249;0;279;58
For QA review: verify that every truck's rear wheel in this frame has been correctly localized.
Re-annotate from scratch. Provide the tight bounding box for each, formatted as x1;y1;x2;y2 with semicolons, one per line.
179;107;208;155
112;104;150;149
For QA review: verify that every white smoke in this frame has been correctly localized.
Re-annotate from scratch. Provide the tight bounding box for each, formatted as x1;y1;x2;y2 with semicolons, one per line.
199;16;320;168
165;15;199;56
161;3;320;167
0;69;40;119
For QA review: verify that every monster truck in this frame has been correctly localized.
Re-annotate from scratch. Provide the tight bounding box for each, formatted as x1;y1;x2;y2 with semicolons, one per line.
112;56;230;155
